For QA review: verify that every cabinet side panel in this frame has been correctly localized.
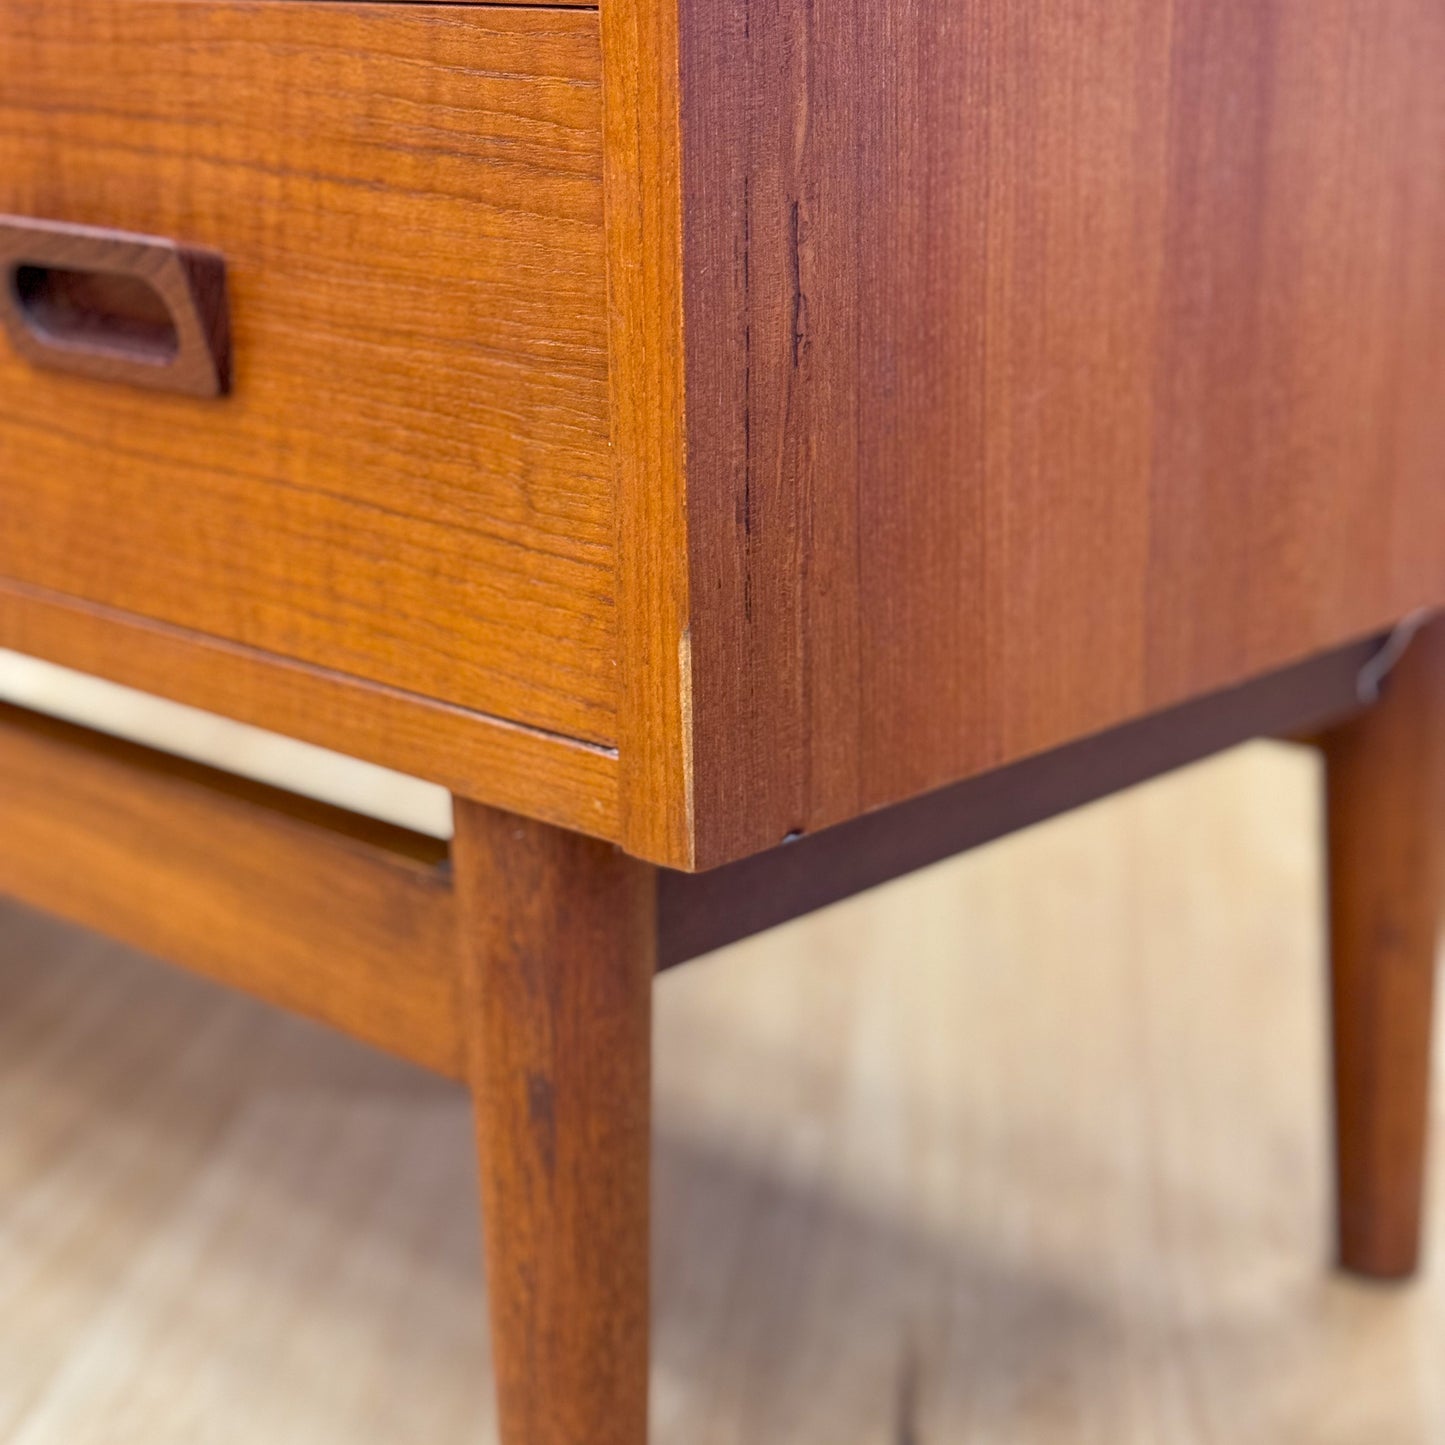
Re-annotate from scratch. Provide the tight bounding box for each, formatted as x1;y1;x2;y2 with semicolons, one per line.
679;0;1445;866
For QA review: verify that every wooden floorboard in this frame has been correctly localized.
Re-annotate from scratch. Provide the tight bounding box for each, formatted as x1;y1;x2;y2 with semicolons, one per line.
0;741;1441;1443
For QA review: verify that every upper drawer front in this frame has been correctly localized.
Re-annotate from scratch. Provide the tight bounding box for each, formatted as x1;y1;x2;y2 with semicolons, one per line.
0;2;615;745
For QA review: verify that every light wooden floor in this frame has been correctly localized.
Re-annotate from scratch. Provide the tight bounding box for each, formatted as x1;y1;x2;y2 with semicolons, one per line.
1;741;1442;1444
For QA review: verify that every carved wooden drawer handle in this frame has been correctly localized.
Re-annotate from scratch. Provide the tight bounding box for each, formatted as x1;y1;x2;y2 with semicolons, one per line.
0;216;230;398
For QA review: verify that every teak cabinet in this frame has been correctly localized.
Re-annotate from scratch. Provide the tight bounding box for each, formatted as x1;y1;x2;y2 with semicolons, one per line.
3;0;1441;871
0;1;1442;1440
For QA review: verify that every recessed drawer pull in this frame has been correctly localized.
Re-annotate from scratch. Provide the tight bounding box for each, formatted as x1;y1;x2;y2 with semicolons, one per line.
0;216;229;398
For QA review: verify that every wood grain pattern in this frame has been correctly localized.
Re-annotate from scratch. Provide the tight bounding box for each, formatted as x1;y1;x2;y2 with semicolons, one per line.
455;801;654;1445
1324;619;1445;1280
665;0;1445;867
0;701;464;1076
603;0;695;867
0;1;614;744
0;577;621;840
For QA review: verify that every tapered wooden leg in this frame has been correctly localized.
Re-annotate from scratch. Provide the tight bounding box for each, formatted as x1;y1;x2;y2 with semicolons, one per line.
453;800;654;1445
1324;619;1445;1280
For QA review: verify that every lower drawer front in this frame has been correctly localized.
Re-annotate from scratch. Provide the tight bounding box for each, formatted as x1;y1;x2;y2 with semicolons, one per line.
0;1;616;746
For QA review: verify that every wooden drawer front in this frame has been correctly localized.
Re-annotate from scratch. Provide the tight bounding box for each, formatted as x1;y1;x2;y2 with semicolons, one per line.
0;2;615;746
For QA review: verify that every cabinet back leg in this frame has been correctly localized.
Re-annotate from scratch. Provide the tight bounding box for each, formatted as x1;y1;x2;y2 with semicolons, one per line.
1324;618;1445;1280
454;800;654;1445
